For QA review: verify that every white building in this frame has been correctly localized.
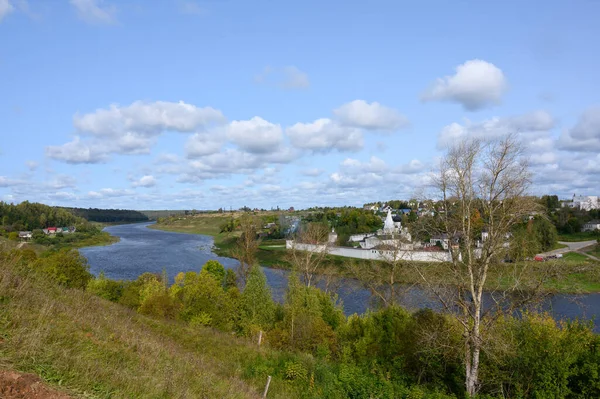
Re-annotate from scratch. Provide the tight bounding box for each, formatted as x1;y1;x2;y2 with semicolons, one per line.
564;195;599;211
583;220;600;232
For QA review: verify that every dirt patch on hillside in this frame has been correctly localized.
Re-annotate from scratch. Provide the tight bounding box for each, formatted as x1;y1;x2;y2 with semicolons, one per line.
0;370;72;398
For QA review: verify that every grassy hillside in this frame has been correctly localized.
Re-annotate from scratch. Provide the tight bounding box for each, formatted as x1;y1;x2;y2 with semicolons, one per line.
0;253;336;398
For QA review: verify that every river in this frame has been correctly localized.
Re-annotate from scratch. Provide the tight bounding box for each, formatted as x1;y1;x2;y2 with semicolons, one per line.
80;222;600;332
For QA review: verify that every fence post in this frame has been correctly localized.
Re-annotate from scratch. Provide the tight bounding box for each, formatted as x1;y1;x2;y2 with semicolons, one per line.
262;375;271;398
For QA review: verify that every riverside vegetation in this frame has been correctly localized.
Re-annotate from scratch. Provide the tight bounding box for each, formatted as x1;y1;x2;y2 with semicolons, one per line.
2;244;600;398
0;201;118;250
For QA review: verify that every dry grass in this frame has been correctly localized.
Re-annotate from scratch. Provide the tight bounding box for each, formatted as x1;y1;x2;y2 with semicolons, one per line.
0;254;288;398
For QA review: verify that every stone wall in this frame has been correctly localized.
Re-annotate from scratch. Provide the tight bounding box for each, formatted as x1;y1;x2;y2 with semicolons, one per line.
286;241;452;262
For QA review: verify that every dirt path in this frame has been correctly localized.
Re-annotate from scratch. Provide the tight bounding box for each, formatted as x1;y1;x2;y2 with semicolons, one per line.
0;370;73;399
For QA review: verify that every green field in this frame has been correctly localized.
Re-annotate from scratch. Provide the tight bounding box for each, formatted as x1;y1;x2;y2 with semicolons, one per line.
558;231;600;242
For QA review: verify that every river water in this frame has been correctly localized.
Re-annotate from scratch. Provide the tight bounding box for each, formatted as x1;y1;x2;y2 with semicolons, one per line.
80;222;600;332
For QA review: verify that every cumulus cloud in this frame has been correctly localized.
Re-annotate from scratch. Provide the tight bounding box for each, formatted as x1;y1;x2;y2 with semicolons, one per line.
224;117;283;154
155;153;180;164
255;66;310;89
334;100;409;131
558;106;600;152
132;175;156;188
301;168;324;177
0;0;14;21
0;176;24;187
179;147;296;183
70;0;116;25
87;188;134;199
422;59;508;111
340;156;387;173
437;111;555;149
46;137;107;164
48;101;226;163
47;175;77;189
286;118;363;152
73;100;225;136
185;133;223;158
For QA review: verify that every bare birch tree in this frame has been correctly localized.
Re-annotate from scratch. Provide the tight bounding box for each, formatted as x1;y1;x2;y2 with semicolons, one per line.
414;135;557;396
286;222;331;287
347;239;418;308
232;214;261;285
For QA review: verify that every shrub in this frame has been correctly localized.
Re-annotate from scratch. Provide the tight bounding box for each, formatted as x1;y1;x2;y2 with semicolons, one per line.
34;249;92;289
86;272;124;302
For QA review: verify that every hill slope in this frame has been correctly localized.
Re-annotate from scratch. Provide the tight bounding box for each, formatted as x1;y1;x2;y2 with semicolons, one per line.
0;255;297;398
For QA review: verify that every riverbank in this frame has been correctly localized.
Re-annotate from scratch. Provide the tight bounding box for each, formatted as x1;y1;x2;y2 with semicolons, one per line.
1;229;119;255
149;219;600;294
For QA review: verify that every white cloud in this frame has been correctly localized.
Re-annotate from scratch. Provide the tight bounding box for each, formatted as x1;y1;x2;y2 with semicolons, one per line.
334;100;409;131
395;159;426;174
558;106;600;152
48;192;77;201
225;117;283;154
437;111;555;148
179;146;296;183
47;175;77;189
341;156;387;173
48;101;226;163
25;160;38;171
155;153;180;164
422;59;508;111
70;0;116;25
286;118;363;152
255;66;310;89
73;100;225;136
87;188;134;198
0;0;14;21
185;133;223;158
132;175;156;188
301;168;324;177
0;176;24;187
46;137;107;164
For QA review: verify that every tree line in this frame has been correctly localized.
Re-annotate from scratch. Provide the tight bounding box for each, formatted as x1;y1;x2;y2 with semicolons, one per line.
62;207;149;223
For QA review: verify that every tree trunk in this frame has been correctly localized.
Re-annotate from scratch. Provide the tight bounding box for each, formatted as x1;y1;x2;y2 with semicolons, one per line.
465;320;481;397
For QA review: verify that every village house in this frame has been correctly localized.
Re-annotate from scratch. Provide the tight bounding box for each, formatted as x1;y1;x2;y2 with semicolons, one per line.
18;231;32;240
42;226;76;235
583;220;600;232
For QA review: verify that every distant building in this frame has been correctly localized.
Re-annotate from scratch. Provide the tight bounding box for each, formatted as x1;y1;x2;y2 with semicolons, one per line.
583;220;600;232
18;231;32;240
430;234;450;250
563;195;599;211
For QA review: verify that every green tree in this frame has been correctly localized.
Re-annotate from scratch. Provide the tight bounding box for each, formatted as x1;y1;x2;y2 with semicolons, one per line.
240;265;275;334
35;249;92;289
202;260;226;285
86;272;124;302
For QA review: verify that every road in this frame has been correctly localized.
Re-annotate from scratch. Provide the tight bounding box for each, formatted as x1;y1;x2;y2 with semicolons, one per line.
538;240;598;260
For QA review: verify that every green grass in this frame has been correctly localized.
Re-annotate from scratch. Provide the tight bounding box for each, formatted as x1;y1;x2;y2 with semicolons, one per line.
557;231;600;242
562;252;590;262
148;214;231;236
585;244;600;258
551;242;568;250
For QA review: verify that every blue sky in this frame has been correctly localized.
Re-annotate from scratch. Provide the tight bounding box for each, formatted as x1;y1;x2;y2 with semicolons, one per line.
1;0;599;210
